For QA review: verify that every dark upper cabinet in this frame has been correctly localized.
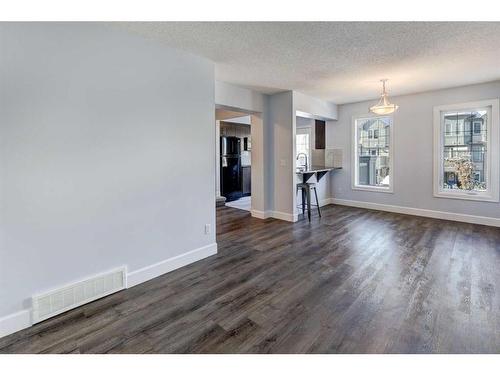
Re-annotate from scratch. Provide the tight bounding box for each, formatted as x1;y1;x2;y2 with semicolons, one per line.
315;120;326;149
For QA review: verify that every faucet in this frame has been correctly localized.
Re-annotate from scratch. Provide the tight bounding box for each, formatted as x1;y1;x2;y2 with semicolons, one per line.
297;152;308;170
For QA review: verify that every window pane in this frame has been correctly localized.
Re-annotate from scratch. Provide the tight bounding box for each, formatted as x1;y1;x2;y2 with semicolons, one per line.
442;110;487;192
296;131;310;167
356;116;391;187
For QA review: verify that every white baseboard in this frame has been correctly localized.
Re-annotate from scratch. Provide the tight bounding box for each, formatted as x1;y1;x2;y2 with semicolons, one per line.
127;242;218;288
0;242;218;339
251;209;271;219
331;198;500;227
251;209;297;222
0;309;31;339
271;210;298;222
319;198;334;207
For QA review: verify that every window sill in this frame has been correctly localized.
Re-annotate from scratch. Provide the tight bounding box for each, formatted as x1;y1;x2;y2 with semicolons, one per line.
352;185;393;194
434;190;499;202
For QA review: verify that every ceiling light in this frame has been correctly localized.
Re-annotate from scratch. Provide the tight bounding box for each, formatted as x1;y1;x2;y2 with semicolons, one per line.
369;79;399;115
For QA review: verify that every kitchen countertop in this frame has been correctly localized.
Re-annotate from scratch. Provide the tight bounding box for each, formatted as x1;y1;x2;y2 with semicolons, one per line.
296;165;342;183
296;165;342;174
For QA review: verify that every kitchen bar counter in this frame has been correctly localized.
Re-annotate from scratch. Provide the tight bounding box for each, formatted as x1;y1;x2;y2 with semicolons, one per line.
296;165;342;183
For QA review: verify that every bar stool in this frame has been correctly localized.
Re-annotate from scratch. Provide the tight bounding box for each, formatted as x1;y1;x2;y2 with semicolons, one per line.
296;182;321;221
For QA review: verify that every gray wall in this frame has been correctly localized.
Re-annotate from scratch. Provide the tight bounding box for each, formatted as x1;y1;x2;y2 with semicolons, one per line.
269;91;294;219
0;24;215;318
329;81;500;218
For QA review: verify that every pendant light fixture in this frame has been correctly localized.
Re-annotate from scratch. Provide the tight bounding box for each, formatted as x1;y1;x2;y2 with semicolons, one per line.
369;79;399;115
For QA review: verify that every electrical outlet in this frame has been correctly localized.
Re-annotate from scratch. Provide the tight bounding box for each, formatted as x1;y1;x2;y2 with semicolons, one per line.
205;224;211;235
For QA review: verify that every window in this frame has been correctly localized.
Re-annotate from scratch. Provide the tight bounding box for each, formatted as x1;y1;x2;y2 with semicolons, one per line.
473;121;481;134
296;127;311;168
472;146;484;162
433;99;499;202
353;115;393;192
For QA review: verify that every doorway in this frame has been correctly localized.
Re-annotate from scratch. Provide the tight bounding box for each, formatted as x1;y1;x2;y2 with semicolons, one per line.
215;108;252;212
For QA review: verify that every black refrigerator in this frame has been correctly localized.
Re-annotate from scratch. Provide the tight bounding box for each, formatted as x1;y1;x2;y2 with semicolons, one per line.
220;136;242;202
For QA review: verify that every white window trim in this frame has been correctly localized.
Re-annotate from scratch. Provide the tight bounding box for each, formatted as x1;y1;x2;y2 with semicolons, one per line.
351;114;394;193
433;99;499;202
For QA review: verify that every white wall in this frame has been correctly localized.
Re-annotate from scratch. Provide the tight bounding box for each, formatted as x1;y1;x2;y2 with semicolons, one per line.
215;81;265;113
293;91;338;121
215;120;222;198
250;113;268;214
0;24;216;328
328;80;500;220
268;91;295;221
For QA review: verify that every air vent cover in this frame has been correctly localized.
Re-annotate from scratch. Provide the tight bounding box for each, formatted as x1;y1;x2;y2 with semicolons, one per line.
32;267;127;324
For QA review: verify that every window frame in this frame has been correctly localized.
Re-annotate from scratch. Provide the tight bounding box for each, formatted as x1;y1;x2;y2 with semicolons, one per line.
433;99;499;202
352;114;394;193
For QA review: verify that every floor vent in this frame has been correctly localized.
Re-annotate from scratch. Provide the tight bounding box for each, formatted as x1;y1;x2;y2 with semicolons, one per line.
32;267;127;324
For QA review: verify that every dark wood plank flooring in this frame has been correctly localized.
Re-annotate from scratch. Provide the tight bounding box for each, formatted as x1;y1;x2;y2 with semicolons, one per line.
1;204;500;353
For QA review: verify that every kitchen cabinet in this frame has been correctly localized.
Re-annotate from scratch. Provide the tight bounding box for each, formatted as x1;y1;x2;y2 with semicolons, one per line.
315;120;325;149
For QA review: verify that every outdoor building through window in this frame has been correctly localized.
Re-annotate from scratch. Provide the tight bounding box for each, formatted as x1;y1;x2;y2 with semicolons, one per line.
442;110;487;192
353;115;392;192
434;99;499;202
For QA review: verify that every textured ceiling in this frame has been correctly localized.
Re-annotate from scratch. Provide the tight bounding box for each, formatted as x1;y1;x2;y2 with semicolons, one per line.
117;22;500;104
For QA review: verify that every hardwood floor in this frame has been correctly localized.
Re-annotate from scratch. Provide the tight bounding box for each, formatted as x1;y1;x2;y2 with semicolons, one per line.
1;204;500;353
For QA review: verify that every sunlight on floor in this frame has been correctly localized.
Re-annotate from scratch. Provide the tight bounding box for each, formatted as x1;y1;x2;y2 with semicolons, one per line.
225;196;251;211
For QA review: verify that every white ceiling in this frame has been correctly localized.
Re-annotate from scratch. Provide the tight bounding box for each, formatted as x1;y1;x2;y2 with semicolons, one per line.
117;22;500;104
